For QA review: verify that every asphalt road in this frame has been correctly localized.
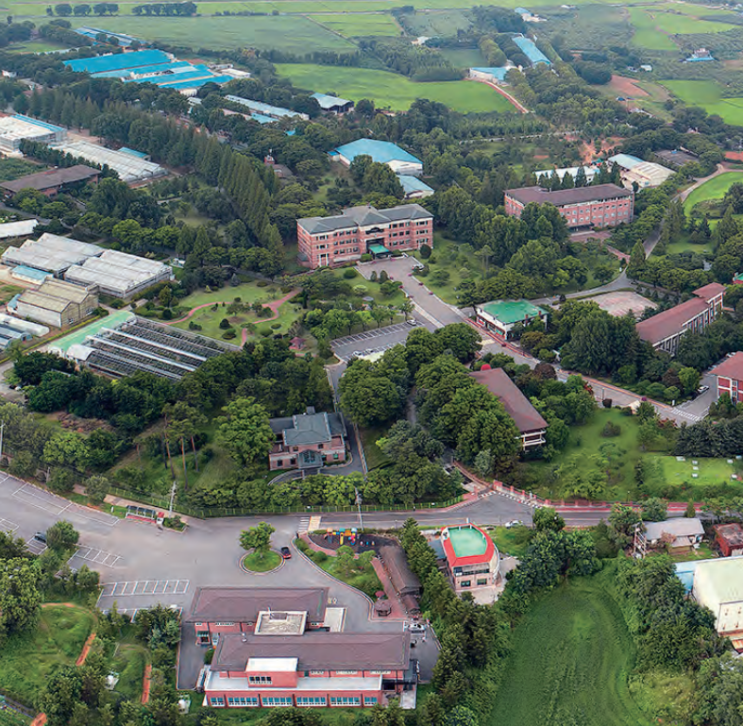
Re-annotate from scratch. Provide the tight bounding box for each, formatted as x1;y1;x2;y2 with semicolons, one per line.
331;316;433;363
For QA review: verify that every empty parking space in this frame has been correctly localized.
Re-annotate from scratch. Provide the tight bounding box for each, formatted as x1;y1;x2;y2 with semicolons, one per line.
0;517;18;534
70;546;123;568
100;579;190;598
331;319;430;362
25;537;47;555
12;483;119;528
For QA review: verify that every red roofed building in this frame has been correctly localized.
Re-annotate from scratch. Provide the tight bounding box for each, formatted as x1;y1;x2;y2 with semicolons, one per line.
710;352;743;404
440;524;500;594
635;283;726;355
715;523;743;557
470;367;547;448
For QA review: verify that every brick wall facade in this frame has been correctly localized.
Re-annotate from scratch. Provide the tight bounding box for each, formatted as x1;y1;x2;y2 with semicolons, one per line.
505;192;634;229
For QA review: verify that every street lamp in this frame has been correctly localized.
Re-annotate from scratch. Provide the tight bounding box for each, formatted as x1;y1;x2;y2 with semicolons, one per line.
354;487;364;531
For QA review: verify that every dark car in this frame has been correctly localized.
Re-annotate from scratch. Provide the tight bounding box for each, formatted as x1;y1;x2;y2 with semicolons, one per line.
34;531;47;543
281;546;292;559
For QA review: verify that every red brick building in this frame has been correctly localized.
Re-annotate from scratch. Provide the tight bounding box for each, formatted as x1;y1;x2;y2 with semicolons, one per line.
189;587;416;710
504;184;634;229
440;524;500;594
710;352;743;404
635;283;726;356
297;204;433;269
714;523;743;557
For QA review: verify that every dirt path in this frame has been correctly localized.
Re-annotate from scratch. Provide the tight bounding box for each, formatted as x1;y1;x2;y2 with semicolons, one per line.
141;664;152;705
470;78;529;113
76;633;96;666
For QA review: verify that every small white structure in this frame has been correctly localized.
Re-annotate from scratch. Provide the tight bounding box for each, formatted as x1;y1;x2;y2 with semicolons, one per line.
608;153;674;189
0;219;37;240
0;313;49;337
693;558;743;645
535;165;598;185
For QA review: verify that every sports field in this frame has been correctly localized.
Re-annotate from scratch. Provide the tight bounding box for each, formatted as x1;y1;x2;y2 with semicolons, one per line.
276;63;513;113
308;13;401;37
661;80;743;127
95;15;358;53
683;171;743;212
490;575;650;726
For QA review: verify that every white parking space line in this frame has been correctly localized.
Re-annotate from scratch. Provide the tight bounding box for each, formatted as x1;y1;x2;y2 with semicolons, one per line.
25;538;47;555
98;579;190;600
70;546;122;568
0;517;19;533
13;484;70;516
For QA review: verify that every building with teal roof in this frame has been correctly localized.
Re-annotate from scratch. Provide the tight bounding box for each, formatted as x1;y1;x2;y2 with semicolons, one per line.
475;299;547;338
333;139;423;176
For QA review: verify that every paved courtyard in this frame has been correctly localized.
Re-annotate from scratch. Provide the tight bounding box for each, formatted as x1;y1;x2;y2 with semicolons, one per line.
582;290;657;319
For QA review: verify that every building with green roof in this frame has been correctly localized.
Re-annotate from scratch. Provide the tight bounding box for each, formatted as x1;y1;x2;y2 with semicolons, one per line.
475;300;546;338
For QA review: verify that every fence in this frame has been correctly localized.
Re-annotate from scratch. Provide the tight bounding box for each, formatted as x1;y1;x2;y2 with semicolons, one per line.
107;486;463;519
0;688;36;718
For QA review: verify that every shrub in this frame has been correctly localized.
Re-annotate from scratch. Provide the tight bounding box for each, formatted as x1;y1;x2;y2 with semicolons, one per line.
222;329;237;340
360;253;372;262
370;271;377;282
417;264;430;277
429;253;437;264
161;308;173;320
271;322;281;329
260;329;272;337
281;286;292;294
188;321;202;331
343;268;357;279
257;280;268;287
353;284;368;296
379;270;389;283
219;318;231;329
420;243;431;259
601;421;621;437
602;398;612;408
109;299;125;309
204;648;214;664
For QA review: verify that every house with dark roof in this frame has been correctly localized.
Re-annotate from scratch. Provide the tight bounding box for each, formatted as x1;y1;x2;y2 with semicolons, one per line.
470;366;547;449
504;183;633;229
710;352;743;404
188;587;329;645
268;407;348;471
378;545;421;615
0;164;100;198
635;283;726;356
714;523;743;557
296;204;433;269
644;518;704;551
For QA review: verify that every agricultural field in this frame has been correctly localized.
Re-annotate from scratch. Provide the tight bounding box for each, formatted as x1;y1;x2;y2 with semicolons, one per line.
0;604;95;705
275;63;513;113
308;13;401;37
95;15;358;53
490;573;651;726
682;170;743;213
398;8;473;36
628;8;678;50
661;80;743;126
439;47;487;69
632;6;736;35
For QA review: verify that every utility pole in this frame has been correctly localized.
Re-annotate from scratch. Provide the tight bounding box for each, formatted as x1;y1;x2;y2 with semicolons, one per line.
354;487;364;531
168;479;177;517
0;420;5;463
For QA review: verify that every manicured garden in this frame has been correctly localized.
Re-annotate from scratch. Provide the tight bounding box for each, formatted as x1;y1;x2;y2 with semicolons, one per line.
489;572;653;726
275;63;514;113
0;604;94;705
242;550;282;573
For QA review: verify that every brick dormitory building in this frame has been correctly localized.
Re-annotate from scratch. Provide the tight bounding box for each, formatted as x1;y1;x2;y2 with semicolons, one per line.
296;204;433;269
188;587;417;710
504;184;634;229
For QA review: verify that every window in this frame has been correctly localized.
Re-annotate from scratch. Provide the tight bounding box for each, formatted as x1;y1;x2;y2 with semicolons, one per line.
297;696;327;706
227;696;258;707
263;697;293;707
276;459;282;467
209;697;225;707
213;622;234;627
330;696;361;706
335;671;358;675
476;578;488;586
310;670;325;675
248;676;272;685
364;697;378;706
460;580;471;588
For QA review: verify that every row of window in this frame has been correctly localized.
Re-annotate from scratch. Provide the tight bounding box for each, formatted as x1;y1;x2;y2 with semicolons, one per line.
210;695;378;708
249;676;272;685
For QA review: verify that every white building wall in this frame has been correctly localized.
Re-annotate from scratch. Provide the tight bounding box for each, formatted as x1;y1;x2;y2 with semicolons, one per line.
14;301;62;328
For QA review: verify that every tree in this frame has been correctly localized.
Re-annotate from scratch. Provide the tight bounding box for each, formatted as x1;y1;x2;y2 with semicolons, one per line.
339;360;404;427
84;474;110;506
46;520;79;551
54;3;72;15
239;522;275;560
532;506;565;533
641;497;667;522
678;366;701;396
399;299;414;321
685;501;697;518
41;666;83;726
217;397;274;468
0;558;41;638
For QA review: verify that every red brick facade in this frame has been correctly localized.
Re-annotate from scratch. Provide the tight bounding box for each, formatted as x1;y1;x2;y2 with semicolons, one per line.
297;204;433;269
504;184;634;229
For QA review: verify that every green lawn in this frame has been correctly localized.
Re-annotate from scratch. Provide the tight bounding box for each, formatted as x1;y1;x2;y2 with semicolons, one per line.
275;63;514;113
308;13;401;37
490;573;651;726
358;424;392;471
488;525;532;558
639;7;735;33
242;550;282;572
628;8;678;50
662;80;743;127
94;15;358;53
439;47;487;69
659;455;741;489
683;170;743;213
0;604;95;705
110;644;147;702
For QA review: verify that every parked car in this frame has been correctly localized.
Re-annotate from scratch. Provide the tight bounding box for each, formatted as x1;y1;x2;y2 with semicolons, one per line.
33;531;47;543
505;520;523;529
280;546;292;559
409;622;426;633
697;385;710;395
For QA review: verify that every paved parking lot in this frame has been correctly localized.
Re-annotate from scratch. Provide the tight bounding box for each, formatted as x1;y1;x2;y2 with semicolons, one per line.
0;516;18;534
331;318;432;362
70;546;123;569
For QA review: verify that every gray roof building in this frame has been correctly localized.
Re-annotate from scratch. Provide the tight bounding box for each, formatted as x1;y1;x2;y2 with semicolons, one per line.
269;408;347;447
2;233;102;274
298;204;432;235
0;164;100;195
505;183;632;206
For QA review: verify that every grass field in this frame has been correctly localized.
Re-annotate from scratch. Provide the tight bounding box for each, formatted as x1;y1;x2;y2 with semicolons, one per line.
488;525;532;558
490;573;650;726
660;455;741;488
682;170;743;213
439;47;486;69
110;644;147;702
0;604;95;705
96;15;358;53
308;13;401;37
662;80;743;127
275;63;513;113
628;8;678;50
242;550;282;572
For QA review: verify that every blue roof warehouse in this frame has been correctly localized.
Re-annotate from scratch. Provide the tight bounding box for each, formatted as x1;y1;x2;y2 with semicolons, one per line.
332;139;423;177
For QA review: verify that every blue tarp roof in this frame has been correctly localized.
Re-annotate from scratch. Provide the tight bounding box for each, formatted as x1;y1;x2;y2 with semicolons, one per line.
65;49;170;73
515;7;531;14
398;175;433;194
334;139;422;166
92;60;190;79
471;66;510;81
75;26;141;46
158;76;231;91
251;113;275;124
512;35;551;66
119;147;149;159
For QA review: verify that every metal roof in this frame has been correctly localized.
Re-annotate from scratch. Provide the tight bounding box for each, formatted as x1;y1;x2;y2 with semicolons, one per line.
0;164;99;194
477;299;545;325
0;219;37;239
64;49;171;74
311;92;353;110
334;139;422;166
298;203;431;235
506;183;632;206
224;95;307;120
64;249;170;295
51;140;164;182
608;153;645;170
694;558;743;604
471;66;510;81
2;233;102;273
398;175;433;194
512;34;551;66
644;518;704;541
